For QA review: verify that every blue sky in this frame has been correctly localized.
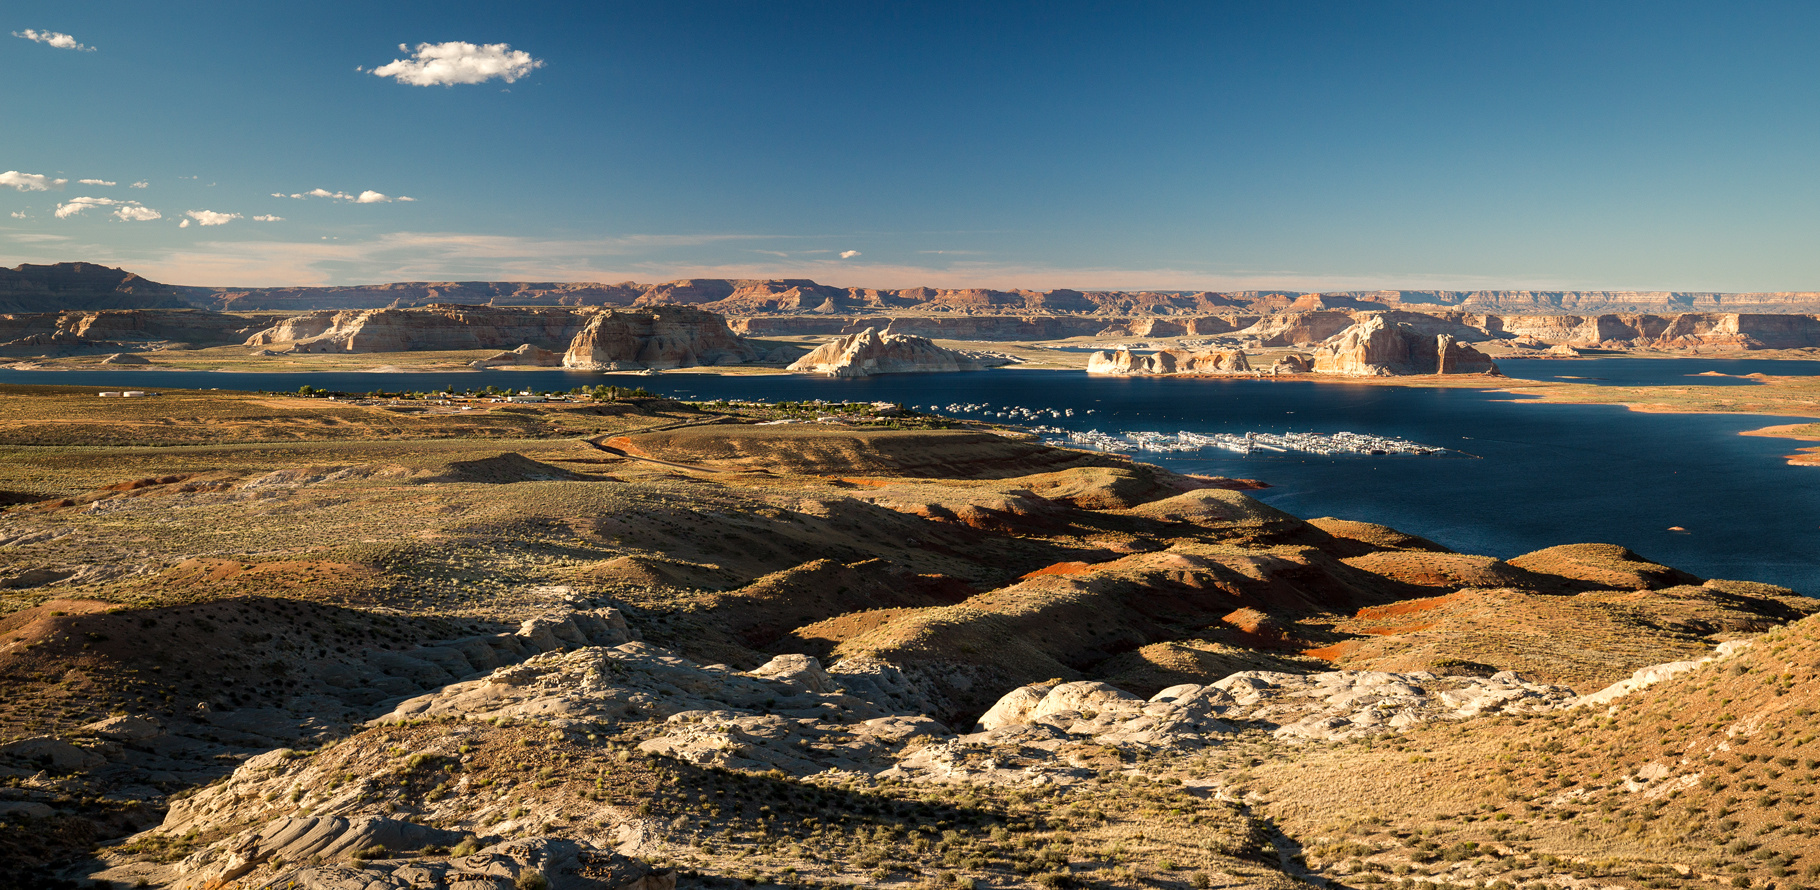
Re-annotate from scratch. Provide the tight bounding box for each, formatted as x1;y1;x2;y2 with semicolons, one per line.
3;1;1819;291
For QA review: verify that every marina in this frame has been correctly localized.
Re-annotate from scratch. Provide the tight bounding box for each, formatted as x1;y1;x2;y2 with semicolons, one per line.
1037;428;1452;457
913;401;1450;458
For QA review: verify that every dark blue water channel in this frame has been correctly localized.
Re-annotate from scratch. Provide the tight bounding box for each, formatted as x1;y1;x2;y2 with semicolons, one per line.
4;360;1818;593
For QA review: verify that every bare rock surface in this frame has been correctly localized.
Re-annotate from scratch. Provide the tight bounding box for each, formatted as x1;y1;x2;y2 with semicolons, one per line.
970;669;1576;748
787;328;1007;377
562;307;760;370
1311;314;1500;376
1086;347;1252;375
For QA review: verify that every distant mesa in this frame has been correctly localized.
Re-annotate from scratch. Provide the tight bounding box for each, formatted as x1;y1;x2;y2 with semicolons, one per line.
7;262;1820;363
0;262;193;313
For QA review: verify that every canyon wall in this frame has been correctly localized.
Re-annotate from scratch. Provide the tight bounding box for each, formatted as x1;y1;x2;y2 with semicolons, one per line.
244;305;761;371
245;307;597;353
0;310;278;351
14;261;1820;321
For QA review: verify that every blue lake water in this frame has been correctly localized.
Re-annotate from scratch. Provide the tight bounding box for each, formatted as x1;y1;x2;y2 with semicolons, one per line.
4;360;1818;593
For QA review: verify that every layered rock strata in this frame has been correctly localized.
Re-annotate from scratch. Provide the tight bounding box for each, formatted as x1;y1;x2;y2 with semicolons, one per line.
1086;347;1253;375
1311;315;1499;376
0;310;276;352
561;307;761;370
241;305;760;370
786;328;1008;377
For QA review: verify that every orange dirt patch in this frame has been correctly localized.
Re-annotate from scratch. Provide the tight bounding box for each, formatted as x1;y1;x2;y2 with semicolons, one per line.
1301;640;1362;661
1354;593;1463;621
1020;561;1096;579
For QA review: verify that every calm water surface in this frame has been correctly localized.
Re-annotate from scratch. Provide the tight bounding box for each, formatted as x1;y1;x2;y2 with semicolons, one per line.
4;359;1817;593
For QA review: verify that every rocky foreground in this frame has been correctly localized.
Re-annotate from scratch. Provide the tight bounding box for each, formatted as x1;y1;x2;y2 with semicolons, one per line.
0;388;1813;889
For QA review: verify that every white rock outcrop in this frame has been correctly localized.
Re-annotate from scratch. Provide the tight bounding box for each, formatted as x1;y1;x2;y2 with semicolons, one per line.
1574;639;1754;708
971;669;1577;748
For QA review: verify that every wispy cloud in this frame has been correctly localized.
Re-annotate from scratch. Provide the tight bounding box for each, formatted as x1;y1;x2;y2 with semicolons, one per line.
366;41;542;87
184;210;241;227
0;226;1617;292
279;187;414;203
1;170;67;192
129;181;148;189
252;214;284;222
8;211;25;220
77;178;115;186
53;196;157;220
840;250;861;259
12;29;94;51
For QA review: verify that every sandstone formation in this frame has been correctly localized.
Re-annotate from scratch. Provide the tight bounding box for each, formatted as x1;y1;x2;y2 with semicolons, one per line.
1086;347;1252;375
786;328;1007;377
561;307;761;370
246;306;596;354
0;309;276;353
1310;315;1500;376
239;305;761;370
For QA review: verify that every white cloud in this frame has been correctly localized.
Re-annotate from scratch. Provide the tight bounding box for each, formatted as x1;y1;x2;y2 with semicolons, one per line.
53;196;159;220
370;41;543;87
54;196;116;218
1;170;67;192
252;214;284;222
186;210;241;227
130;181;148;189
840;250;861;259
78;178;115;186
283;187;411;203
8;211;25;219
178;219;190;228
13;29;94;51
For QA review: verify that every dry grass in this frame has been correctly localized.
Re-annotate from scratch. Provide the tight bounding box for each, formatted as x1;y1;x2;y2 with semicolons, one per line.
1248;610;1820;889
